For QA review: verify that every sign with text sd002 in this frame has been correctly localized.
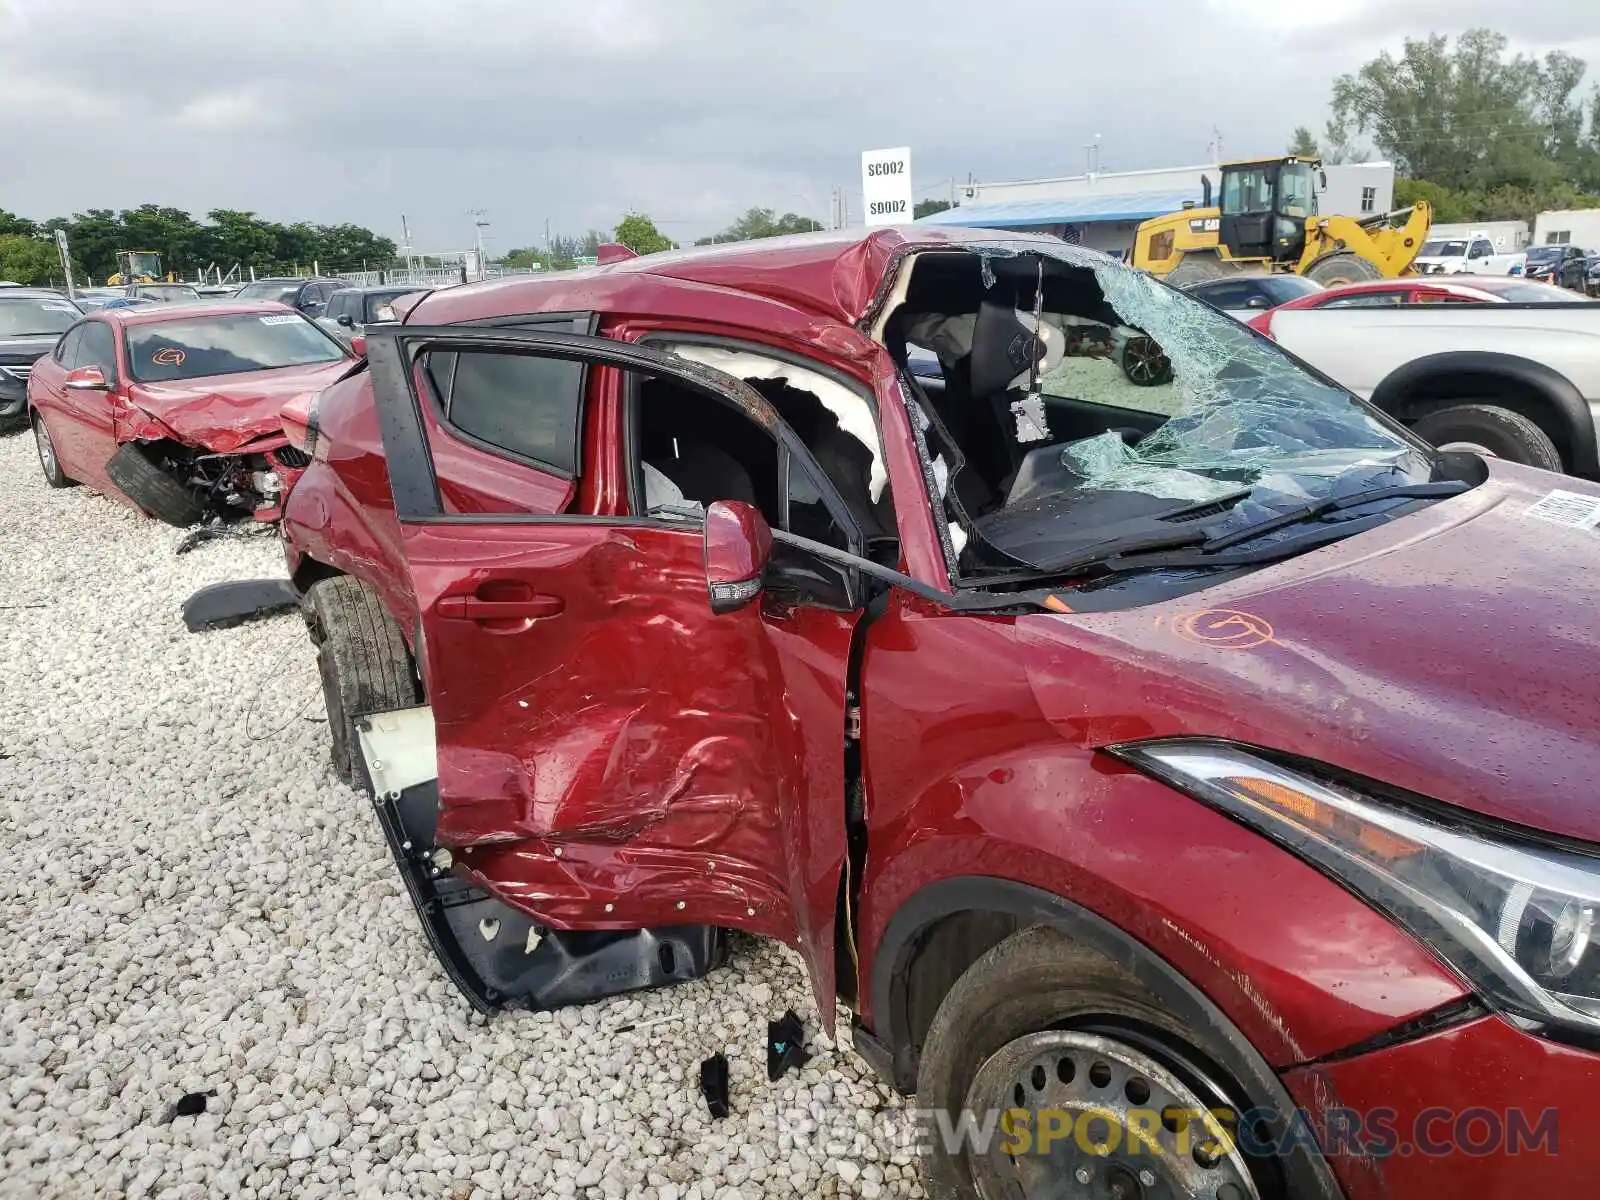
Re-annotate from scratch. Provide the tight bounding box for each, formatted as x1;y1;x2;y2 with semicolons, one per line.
862;147;912;227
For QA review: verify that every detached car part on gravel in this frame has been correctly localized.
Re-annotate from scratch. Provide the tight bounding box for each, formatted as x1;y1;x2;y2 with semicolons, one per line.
278;226;1600;1199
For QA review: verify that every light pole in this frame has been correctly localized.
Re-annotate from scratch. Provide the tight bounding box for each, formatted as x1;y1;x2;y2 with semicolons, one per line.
468;209;490;279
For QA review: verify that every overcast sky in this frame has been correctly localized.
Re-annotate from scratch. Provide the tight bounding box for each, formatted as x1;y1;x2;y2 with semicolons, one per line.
1;0;1596;253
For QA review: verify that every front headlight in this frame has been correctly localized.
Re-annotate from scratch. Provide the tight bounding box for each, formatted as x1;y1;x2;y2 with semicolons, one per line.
1111;740;1600;1042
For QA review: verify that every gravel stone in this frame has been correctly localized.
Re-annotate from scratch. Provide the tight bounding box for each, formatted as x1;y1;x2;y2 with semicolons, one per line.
0;431;925;1197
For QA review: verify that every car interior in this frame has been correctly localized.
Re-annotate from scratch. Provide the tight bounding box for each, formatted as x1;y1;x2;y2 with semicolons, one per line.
878;250;1185;575
630;347;899;575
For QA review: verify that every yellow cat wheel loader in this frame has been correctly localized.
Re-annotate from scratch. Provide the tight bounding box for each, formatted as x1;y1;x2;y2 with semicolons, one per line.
1132;156;1431;287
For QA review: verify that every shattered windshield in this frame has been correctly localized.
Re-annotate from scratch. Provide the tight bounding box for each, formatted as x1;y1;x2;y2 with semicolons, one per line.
892;240;1439;579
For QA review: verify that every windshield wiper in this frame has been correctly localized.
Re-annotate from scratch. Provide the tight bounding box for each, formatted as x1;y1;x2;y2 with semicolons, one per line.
975;489;1253;586
989;480;1465;587
1199;480;1469;552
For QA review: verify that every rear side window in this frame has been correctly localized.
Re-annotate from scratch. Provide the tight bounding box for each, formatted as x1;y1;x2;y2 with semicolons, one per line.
55;325;85;366
426;351;584;475
79;322;118;380
422;315;593;477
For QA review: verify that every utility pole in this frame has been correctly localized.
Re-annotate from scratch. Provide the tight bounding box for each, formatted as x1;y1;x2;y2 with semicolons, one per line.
468;209;490;279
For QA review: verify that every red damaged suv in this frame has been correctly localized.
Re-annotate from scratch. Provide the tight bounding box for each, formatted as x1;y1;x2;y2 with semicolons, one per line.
279;227;1600;1199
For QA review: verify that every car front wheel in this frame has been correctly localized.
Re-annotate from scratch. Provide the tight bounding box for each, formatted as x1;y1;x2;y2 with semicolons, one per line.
916;926;1292;1200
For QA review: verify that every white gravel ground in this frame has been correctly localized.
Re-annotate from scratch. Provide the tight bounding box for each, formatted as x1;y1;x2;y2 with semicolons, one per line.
0;430;923;1199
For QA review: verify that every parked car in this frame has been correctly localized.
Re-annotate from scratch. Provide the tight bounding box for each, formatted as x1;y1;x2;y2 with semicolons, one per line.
232;276;345;319
0;292;81;430
1181;273;1324;314
73;287;133;312
120;282;201;304
1247;275;1583;323
195;283;243;298
316;285;428;352
1521;244;1589;290
27;302;352;524
1413;234;1525;276
278;226;1600;1200
1586;253;1600;298
1247;283;1598;468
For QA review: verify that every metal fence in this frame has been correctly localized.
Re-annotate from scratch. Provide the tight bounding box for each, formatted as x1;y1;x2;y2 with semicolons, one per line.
334;266;544;289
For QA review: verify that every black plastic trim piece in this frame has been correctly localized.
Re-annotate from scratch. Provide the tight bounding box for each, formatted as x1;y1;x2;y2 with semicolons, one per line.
358;767;727;1014
365;330;441;520
180;579;299;632
1288;996;1489;1069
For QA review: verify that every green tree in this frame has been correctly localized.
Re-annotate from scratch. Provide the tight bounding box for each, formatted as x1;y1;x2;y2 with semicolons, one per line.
694;207;824;245
43;209;125;283
0;234;67;286
120;204;204;276
913;198;952;219
502;247;545;269
1287;126;1320;157
0;209;37;238
1326;29;1598;192
613;213;674;256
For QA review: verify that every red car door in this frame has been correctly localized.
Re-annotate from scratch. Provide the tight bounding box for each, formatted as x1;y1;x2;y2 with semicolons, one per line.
365;324;862;1014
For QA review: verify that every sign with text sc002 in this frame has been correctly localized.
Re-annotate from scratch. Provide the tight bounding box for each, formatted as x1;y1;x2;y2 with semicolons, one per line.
862;147;912;226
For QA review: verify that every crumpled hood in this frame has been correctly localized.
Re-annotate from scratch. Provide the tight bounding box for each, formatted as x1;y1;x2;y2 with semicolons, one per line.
125;361;348;452
1019;460;1600;843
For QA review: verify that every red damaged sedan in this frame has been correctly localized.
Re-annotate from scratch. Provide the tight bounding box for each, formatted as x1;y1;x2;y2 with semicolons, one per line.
27;301;352;525
278;228;1600;1198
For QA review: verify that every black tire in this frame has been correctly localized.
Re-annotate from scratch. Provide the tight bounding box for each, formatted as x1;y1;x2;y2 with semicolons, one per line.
33;412;76;488
104;442;205;526
1410;403;1564;471
1120;335;1173;387
305;576;421;784
1165;255;1235;287
1303;252;1383;286
917;926;1288;1200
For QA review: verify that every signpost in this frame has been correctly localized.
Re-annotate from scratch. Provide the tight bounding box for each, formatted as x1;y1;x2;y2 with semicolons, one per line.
861;146;913;227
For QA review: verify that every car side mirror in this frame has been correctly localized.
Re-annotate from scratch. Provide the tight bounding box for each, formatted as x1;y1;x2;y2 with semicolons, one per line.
1244;296;1270;309
64;365;109;391
349;334;366;358
703;500;771;614
336;313;353;327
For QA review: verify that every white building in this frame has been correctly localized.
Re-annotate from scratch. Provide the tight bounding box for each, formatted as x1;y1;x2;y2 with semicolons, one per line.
1533;210;1600;249
916;160;1396;256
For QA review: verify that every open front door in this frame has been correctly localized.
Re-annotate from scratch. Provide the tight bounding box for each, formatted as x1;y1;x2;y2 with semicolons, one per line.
364;325;860;1016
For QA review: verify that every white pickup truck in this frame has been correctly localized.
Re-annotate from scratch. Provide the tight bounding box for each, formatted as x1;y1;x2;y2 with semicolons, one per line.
1263;303;1600;473
1413;234;1525;277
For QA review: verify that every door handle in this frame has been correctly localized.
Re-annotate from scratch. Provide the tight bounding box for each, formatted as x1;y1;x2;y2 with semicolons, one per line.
437;594;564;621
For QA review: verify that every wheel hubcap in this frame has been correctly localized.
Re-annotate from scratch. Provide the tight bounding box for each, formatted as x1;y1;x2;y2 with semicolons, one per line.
35;419;55;476
1124;339;1167;385
962;1030;1261;1200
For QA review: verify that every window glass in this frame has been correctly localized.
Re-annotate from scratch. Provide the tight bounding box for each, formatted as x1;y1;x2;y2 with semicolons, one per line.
54;325;85;366
1320;293;1403;308
127;313;345;382
771;451;853;608
426;349;584;475
0;297;81;337
1221;168;1271;214
1470;241;1493;259
1191;281;1253;309
1278;164;1314;217
79;322;118;380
